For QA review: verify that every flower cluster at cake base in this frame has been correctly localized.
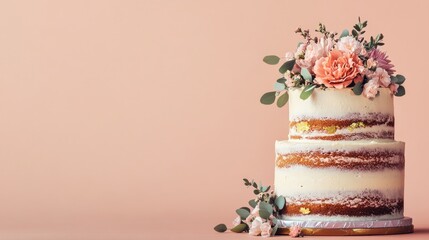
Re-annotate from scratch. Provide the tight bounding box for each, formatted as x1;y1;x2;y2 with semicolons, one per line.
260;17;406;108
213;178;300;237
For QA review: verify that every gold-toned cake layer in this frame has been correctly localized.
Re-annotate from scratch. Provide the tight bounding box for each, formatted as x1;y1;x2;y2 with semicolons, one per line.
289;113;394;140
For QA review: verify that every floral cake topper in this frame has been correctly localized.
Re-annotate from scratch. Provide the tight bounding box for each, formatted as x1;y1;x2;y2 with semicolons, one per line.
260;18;406;107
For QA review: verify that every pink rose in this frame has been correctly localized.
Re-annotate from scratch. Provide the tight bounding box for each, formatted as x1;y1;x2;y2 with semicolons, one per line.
367;67;391;87
296;42;324;69
363;79;380;99
289;225;302;238
248;217;263;236
260;222;272;238
313;50;363;89
389;83;399;95
232;216;241;227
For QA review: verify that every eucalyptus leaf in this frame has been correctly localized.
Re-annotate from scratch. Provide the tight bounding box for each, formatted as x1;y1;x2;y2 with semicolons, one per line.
352;81;364;95
260;91;276;105
263;55;280;65
276;77;286;83
390;76;398;84
214;224;227;233
300;68;313;81
236;208;250;220
396;75;406;84
259;208;271;219
274;82;286;91
231;223;248;233
259;201;273;215
262;185;271;193
249;199;257;208
252;182;258;188
275;196;286;210
279;59;296;74
300;84;316;100
276;92;289;108
243;178;250;185
253;189;260;195
271;221;279;236
340;29;349;38
395;86;405;96
240;207;251;213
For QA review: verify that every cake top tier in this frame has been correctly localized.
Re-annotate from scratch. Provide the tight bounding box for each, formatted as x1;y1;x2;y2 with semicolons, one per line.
288;88;394;141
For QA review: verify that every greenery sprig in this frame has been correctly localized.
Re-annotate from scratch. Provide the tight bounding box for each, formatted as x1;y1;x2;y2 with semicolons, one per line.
214;178;286;237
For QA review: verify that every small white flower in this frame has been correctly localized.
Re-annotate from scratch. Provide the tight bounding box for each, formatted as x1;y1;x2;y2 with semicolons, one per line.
337;36;362;54
248;217;263;236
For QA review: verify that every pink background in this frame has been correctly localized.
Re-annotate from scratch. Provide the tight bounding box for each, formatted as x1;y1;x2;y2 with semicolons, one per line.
0;0;428;239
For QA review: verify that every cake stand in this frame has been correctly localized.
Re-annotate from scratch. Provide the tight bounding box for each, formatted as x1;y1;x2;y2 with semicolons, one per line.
277;217;413;236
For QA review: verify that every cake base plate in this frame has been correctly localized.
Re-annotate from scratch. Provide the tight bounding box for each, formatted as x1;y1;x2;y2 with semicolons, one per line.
277;217;413;236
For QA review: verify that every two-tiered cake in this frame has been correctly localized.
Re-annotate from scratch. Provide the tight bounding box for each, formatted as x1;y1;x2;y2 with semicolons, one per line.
275;88;404;221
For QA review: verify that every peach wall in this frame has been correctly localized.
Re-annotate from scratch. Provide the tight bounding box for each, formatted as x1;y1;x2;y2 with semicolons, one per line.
0;0;428;239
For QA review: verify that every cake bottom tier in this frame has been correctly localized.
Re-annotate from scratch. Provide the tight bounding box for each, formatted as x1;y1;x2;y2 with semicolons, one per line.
275;140;405;221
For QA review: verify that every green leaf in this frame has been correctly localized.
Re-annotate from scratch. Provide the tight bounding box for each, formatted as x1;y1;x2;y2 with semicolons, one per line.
249;199;257;208
352;81;364;95
243;178;250;186
271;220;279;236
276;77;286;83
274;82;286;91
396;75;406;84
240;207;251;213
300;68;313;82
261;185;271;192
252;181;258;189
276;92;289;108
231;223;248;233
236;208;250;220
395;86;405;96
259;208;270;219
260;91;276;105
263;55;280;65
259;201;273;215
352;29;358;37
300;84;316;100
214;224;227;232
390;76;398;84
275;196;286;210
279;59;295;74
253;189;260;195
340;29;349;38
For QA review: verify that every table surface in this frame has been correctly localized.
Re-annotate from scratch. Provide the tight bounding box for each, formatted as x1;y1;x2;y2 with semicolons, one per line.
1;224;428;240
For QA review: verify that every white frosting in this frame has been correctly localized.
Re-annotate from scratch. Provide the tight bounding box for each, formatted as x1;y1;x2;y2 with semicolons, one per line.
274;166;404;199
276;139;404;153
288;88;394;120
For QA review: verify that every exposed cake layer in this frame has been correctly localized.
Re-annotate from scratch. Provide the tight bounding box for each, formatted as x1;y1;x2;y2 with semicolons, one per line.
280;190;403;220
274;140;405;221
288;88;394;140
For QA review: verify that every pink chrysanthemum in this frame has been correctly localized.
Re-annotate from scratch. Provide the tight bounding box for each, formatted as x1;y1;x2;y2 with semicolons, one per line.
368;49;395;75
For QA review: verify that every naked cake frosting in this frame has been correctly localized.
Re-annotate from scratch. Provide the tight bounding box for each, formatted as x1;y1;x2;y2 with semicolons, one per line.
274;88;405;221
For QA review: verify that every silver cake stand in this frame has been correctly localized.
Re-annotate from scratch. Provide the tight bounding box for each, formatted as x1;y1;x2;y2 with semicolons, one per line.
277;217;413;236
